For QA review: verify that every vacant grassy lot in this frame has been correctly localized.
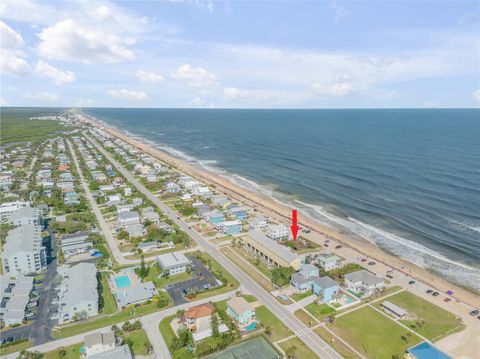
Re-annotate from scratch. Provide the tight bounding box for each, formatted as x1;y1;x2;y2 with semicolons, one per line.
146;263;192;289
379;291;465;341
255;305;291;341
305;302;336;320
243;294;257;303
314;327;361;359
43;343;83;359
331;306;422;358
279;337;318;359
294;309;316;327
124;329;151;355
1;108;70;144
291;290;313;302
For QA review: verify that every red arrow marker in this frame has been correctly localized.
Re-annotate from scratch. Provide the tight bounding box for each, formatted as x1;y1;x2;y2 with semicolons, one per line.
291;209;299;241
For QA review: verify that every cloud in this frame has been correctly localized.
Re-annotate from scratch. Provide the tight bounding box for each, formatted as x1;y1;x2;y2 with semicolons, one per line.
169;0;214;13
191;97;206;107
134;70;164;84
107;89;147;101
473;89;480;103
0;21;30;77
223;87;275;103
1;98;8;106
330;0;350;21
75;98;95;107
312;82;356;97
24;91;59;101
171;64;217;87
423;101;438;108
37;19;135;63
34;60;75;85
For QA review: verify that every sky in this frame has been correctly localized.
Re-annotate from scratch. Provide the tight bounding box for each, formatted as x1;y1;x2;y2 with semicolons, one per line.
1;0;479;109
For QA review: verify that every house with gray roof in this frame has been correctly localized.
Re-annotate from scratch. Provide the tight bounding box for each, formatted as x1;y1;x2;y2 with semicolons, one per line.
57;262;99;324
60;232;93;258
113;281;158;308
0;274;34;325
89;345;133;359
344;269;384;296
157;252;191;276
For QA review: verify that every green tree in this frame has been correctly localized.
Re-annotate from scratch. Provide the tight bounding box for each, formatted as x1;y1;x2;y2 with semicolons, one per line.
210;312;219;338
271;266;295;287
286;345;297;359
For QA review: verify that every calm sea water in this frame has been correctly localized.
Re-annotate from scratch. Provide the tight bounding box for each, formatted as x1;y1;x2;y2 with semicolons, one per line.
86;108;480;291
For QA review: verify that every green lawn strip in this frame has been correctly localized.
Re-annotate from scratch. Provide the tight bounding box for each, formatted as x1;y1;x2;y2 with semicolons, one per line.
124;329;151;355
235;245;273;279
278;337;318;359
125;243;186;259
195;251;239;287
294;309;316;327
52;302;169;339
0;340;32;356
146;263;192;289
159;314;177;349
256;305;291;341
291;290;313;302
304;302;336;321
99;272;118;314
376;291;465;341
243;294;257;303
220;247;274;292
43;343;83;359
314;327;361;359
331;306;422;359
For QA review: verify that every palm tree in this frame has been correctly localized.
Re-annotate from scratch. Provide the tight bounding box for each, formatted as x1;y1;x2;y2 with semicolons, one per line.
285;345;297;359
265;326;272;339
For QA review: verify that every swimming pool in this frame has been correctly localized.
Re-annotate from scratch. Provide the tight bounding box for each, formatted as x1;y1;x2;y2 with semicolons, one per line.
115;275;132;289
243;322;257;331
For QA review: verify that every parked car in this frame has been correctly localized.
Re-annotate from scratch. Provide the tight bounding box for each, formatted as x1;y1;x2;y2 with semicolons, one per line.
469;310;479;316
408;280;416;285
361;258;367;262
386;274;393;279
432;291;440;296
426;289;433;294
368;261;376;265
444;298;451;302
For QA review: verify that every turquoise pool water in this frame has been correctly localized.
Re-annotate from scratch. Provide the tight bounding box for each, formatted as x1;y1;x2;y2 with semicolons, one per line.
244;322;257;331
115;275;132;289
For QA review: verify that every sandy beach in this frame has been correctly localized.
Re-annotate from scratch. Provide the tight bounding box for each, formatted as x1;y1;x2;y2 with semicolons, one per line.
82;115;480;308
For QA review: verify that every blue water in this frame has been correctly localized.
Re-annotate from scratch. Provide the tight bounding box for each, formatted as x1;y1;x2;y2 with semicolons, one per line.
85;108;480;291
115;275;132;289
244;322;258;331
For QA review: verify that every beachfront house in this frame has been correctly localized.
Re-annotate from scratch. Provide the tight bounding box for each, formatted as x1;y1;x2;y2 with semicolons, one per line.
344;270;385;296
203;210;224;224
226;297;256;327
157;252;191;276
248;215;269;230
165;182;180;193
290;264;320;292
228;206;249;220
266;224;289;240
222;220;242;235
313;277;340;303
316;253;341;271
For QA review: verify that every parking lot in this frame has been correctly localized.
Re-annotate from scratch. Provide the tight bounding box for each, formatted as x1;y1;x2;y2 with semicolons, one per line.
164;256;221;305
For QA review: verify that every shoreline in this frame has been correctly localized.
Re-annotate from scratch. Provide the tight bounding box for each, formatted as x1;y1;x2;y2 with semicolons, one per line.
79;113;480;308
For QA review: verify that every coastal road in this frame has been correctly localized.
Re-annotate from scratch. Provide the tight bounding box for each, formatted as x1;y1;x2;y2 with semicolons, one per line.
85;132;343;359
0;291;236;359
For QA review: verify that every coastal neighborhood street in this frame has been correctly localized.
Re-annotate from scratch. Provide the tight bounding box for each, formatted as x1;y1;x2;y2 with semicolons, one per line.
85;132;343;359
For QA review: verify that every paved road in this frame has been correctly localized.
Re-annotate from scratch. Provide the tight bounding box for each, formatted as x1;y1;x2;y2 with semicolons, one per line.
67;140;138;266
0;291;236;359
86;133;342;359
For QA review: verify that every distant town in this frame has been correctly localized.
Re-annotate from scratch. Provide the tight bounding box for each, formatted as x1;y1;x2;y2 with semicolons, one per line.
0;108;477;359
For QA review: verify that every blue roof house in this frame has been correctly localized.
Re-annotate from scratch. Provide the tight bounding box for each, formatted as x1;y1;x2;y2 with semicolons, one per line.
223;220;242;235
290;264;319;292
313;276;340;303
228;206;249;220
205;210;224;224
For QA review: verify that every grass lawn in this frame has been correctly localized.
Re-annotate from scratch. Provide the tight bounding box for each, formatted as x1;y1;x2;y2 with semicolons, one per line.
255;305;291;341
294;309;316;327
278;337;318;359
146;263;192;289
99;272;117;314
291;290;313;302
314;327;361;359
124;243;187;260
304;302;336;320
52;301;169;339
331;306;422;359
220;247;274;292
378;291;465;341
243;294;257;303
236;245;273;280
124;329;151;355
0;340;32;356
159;314;176;348
43;343;82;359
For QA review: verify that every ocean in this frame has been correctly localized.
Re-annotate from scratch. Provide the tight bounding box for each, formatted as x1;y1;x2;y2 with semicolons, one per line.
85;108;480;292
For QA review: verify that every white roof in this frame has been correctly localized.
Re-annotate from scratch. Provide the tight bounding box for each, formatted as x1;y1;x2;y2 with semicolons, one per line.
247;230;299;263
157;252;191;270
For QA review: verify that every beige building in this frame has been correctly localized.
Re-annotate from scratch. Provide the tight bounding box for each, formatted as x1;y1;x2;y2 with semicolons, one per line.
84;331;116;358
244;231;301;270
